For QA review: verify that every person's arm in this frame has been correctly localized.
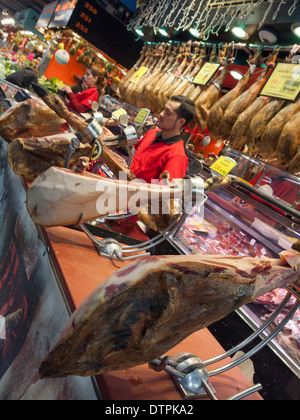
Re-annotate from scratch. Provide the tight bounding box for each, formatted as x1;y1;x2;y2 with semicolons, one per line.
67;91;89;114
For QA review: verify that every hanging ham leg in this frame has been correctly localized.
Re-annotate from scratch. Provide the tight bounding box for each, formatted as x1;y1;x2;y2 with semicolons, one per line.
38;250;300;378
217;46;280;141
247;98;285;156
207;47;264;139
259;97;300;158
194;43;235;132
276;111;300;166
119;45;148;99
229;96;271;150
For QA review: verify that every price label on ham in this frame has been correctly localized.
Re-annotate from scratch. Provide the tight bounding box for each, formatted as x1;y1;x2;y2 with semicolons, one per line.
111;108;127;120
260;62;300;101
91;138;103;162
210;156;237;177
193;62;221;86
130;67;149;84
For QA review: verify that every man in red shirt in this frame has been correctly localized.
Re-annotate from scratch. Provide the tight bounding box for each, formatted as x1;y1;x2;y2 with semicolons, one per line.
130;95;196;183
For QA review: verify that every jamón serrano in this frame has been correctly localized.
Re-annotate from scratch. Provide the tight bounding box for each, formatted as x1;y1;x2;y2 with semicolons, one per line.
259;97;300;158
7;135;91;182
194;43;234;132
229;96;270;150
39;250;300;378
276;111;300;166
247;98;285;156
217;46;280;141
0;98;64;142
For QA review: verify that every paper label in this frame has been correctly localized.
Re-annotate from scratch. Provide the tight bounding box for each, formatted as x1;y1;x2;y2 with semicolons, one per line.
130;66;149;84
210;156;237;176
193;62;221;86
260;62;300;101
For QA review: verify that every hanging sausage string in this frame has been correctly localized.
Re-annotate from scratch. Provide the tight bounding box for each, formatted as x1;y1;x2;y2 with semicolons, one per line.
128;0;299;41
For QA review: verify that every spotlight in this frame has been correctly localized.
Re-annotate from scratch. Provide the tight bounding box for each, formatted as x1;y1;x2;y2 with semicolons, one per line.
158;28;169;37
292;23;300;38
230;70;243;80
231;26;249;40
135;29;144;37
189;28;200;38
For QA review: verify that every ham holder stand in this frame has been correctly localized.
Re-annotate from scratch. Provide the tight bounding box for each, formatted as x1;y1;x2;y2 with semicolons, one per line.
27;83;299;399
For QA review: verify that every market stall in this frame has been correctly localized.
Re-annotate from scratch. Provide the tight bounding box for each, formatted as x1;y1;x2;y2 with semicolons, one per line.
0;0;300;402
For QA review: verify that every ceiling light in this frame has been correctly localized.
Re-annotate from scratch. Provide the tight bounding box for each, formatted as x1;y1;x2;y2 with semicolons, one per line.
292;23;300;38
158;28;169;37
135;28;144;37
230;70;243;80
259;27;278;44
189;28;200;38
231;26;249;40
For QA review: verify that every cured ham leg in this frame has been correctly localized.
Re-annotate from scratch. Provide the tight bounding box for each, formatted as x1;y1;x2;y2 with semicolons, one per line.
259;97;300;158
39;250;300;378
247;98;285;156
206;47;264;139
276;111;300;166
26;166;185;228
119;45;148;99
0;98;65;142
194;44;234;132
7;135;91;182
229;96;271;150
217;46;280;141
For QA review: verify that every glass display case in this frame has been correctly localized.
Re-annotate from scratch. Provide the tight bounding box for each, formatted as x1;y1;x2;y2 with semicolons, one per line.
170;151;300;378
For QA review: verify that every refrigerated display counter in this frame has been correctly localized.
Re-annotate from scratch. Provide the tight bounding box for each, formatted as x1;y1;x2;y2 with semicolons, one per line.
169;149;300;381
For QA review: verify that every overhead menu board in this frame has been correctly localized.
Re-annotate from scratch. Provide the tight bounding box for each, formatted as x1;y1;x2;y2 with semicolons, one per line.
260;62;300;101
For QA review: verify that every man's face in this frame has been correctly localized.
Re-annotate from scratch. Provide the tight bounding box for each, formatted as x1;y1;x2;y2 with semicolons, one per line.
158;100;184;132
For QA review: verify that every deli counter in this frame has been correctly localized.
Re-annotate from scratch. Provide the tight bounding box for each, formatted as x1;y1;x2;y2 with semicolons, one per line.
169;148;300;384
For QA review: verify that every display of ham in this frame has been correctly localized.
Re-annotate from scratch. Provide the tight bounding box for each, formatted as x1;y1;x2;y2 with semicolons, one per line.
275;111;300;166
207;46;263;140
31;84;135;182
194;43;235;132
38;250;300;378
246;98;285;156
7;134;92;182
119;45;148;99
217;46;280;141
0;98;65;142
259;97;300;159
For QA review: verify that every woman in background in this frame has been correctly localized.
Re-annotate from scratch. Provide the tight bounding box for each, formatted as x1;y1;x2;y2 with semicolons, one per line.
59;66;106;114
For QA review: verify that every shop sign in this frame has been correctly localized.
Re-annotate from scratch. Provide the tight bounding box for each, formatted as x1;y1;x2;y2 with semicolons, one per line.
48;0;78;28
260;62;300;101
193;62;221;86
210;156;237;177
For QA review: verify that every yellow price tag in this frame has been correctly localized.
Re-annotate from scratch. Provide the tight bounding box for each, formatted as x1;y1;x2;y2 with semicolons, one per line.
193;62;221;86
130;66;149;84
134;109;150;125
210;156;237;176
112;108;127;120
